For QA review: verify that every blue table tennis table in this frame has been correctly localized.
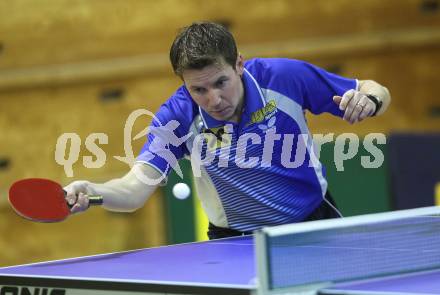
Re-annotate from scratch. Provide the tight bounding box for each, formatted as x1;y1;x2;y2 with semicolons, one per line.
1;206;440;295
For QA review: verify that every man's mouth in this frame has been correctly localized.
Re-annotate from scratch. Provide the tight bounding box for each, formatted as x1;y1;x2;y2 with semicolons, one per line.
211;107;229;115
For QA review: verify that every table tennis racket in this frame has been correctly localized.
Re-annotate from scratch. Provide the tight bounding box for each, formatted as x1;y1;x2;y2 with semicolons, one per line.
8;178;103;223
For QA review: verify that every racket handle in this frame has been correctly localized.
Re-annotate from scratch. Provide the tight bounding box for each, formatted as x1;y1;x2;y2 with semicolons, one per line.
88;195;103;206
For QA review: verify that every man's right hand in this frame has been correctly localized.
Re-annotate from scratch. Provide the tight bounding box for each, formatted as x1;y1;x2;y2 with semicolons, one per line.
64;180;92;214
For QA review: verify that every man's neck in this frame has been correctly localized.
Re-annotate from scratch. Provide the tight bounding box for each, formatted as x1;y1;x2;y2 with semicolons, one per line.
232;79;246;123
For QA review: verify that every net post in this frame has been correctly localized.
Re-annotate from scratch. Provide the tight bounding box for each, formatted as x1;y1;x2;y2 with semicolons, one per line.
255;228;270;295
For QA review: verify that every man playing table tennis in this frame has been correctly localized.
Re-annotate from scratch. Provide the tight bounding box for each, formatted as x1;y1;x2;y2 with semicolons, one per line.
65;22;391;239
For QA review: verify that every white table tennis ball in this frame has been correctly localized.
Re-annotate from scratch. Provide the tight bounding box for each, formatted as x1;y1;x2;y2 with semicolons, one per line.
172;182;191;200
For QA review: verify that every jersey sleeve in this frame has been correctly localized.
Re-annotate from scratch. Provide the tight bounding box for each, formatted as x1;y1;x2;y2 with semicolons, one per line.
254;58;358;117
136;89;193;176
296;61;358;116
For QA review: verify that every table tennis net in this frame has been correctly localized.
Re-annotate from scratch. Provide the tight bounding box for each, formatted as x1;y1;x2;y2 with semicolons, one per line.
262;208;440;290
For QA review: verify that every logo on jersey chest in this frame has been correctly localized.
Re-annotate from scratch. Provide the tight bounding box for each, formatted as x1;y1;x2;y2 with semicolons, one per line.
249;100;277;125
202;125;233;150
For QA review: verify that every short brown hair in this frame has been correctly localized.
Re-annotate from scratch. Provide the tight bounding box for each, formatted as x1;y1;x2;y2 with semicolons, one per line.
169;22;238;77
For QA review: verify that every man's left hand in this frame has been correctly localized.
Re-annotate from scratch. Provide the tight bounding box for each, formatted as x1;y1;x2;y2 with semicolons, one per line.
333;90;376;124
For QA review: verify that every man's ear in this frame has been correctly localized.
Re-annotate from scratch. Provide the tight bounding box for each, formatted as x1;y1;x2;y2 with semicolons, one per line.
236;53;244;75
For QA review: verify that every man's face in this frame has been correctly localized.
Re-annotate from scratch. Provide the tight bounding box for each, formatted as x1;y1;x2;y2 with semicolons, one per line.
183;56;245;123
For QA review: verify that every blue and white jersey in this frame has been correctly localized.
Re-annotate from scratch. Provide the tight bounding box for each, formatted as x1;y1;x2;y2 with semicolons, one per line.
137;58;358;232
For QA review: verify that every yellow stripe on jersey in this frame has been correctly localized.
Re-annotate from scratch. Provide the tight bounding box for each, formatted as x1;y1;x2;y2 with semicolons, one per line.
192;177;209;241
435;182;440;206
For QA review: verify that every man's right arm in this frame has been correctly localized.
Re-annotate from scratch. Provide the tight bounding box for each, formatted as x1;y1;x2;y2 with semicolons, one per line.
64;163;162;213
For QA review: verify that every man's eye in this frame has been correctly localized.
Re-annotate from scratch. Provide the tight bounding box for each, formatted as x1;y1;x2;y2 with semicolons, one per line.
216;80;226;87
194;88;205;94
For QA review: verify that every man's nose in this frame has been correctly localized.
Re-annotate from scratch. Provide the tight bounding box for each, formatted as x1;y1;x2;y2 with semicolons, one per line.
207;89;221;108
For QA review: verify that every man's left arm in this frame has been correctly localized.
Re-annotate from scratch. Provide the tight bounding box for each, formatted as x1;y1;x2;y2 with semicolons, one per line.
333;79;391;124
